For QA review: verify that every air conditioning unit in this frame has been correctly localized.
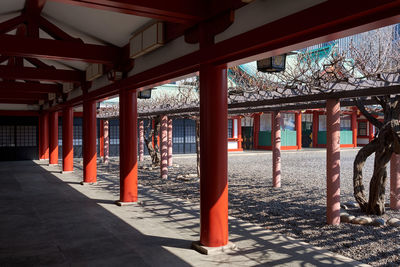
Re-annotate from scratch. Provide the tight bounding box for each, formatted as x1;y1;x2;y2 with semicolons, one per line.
130;22;164;59
62;83;74;93
86;64;103;81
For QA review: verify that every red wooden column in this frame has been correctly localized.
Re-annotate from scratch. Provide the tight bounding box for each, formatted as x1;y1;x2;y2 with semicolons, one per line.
326;99;341;225
49;111;58;165
119;89;138;203
160;115;168;179
312;111;318;148
199;63;228;247
238;118;242;150
167;118;173;167
39;112;49;160
296;112;302;150
390;154;400;210
272;111;281;188
139;120;144;162
83;100;97;183
369;122;374;142
253;114;260;149
104;120;109;164
352;108;358;147
62;107;73;172
99;120;104;159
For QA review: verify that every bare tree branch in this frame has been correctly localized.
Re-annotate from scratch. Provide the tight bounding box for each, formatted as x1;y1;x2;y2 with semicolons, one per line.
355;99;383;129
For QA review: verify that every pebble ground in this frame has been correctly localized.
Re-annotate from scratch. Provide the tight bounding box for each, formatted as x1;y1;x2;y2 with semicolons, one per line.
77;148;400;266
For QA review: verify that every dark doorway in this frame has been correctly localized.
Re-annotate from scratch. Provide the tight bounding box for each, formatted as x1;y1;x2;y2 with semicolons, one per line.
0;116;38;161
302;121;313;148
242;126;253;150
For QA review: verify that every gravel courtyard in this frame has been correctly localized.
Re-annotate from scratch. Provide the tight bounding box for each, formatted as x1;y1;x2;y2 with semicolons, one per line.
79;148;400;266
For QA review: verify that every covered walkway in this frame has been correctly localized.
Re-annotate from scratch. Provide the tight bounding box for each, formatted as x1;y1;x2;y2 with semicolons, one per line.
0;160;366;266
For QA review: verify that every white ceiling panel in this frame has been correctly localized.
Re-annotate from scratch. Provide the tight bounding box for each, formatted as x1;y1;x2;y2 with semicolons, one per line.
0;0;25;16
42;1;152;47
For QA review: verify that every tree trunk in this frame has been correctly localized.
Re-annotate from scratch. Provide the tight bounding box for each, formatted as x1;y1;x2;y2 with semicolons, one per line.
353;121;396;215
143;118;161;166
366;133;393;215
353;138;379;212
144;138;160;166
195;118;200;178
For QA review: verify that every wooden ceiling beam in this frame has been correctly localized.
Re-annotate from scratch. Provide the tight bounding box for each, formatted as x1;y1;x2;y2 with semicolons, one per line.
0;65;85;83
0;98;39;104
0;81;61;94
0;15;27;35
49;0;204;24
0;34;121;64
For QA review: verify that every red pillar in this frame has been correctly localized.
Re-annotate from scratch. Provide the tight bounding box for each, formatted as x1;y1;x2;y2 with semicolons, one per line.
352;108;357;148
326;99;341;225
312;111;318;148
99;120;104;158
104;120;109;164
167;118;173;167
119;89;138;203
200;63;228;247
39;112;49;160
83;100;97;183
238;118;242;150
390;154;400;210
369;122;374;142
253;114;260;149
160;115;168;179
296;112;302;150
62;107;73;172
139;120;144;162
272;111;281;188
49;111;58;165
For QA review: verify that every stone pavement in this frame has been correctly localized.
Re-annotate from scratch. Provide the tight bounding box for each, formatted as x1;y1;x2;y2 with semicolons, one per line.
0;160;369;266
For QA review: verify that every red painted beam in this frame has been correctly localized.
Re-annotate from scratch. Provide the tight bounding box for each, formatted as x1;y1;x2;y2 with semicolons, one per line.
0;81;61;94
0;34;121;64
0;65;85;83
24;0;47;16
0;15;27;35
25;57;56;69
0;92;48;99
23;0;46;38
49;0;204;24
0;110;39;116
38;16;83;42
0;99;38;104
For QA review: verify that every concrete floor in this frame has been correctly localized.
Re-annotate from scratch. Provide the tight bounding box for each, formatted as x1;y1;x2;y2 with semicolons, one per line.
0;160;368;266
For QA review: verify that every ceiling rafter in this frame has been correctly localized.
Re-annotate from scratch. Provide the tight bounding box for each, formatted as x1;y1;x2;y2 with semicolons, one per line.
0;65;85;83
48;0;205;24
0;92;48;100
0;2;122;67
25;57;56;69
0;99;39;104
0;15;27;35
0;34;121;64
24;0;47;16
38;16;83;42
0;81;61;94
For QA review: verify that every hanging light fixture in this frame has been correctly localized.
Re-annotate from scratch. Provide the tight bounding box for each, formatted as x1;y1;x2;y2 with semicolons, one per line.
257;54;287;73
138;89;152;99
